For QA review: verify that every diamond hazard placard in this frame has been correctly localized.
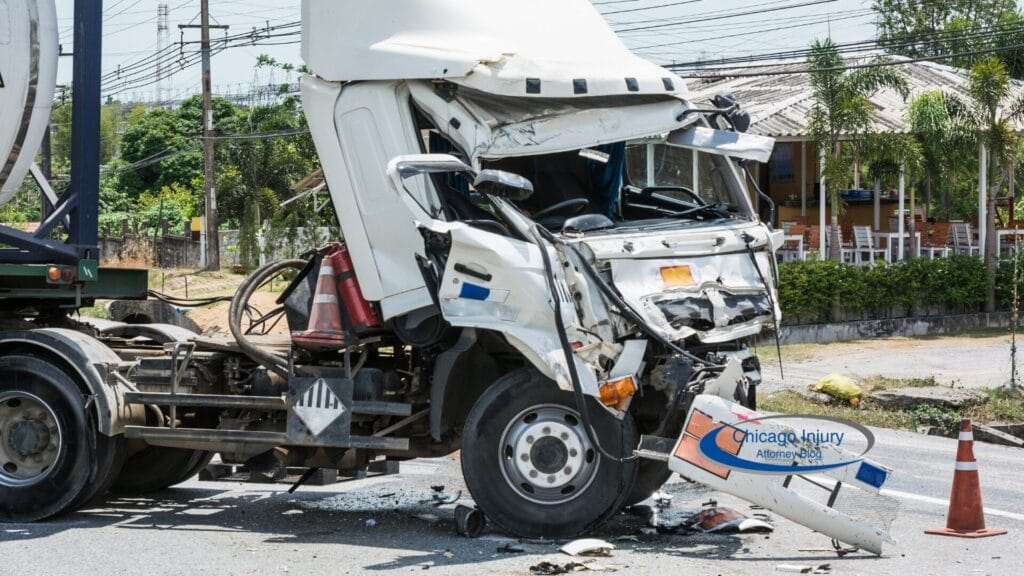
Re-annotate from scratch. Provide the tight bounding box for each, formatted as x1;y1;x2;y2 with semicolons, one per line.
287;377;353;444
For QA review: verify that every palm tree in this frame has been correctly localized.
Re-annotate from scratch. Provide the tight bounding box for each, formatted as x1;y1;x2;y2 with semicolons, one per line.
948;56;1024;312
807;38;908;260
907;91;951;222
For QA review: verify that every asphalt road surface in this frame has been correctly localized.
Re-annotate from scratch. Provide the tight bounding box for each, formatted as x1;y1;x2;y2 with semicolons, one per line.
1;426;1020;576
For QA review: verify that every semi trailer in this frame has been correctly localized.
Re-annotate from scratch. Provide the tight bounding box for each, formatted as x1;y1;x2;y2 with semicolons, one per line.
0;0;896;553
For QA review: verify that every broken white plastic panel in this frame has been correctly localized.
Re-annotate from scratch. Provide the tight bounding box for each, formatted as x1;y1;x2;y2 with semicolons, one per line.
302;0;686;99
0;0;58;206
668;394;895;555
666;126;776;164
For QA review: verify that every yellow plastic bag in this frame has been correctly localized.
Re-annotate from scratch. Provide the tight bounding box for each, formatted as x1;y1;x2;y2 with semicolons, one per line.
810;374;862;406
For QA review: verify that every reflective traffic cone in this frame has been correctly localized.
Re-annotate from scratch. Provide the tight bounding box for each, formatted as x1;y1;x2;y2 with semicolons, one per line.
924;419;1007;538
291;251;346;349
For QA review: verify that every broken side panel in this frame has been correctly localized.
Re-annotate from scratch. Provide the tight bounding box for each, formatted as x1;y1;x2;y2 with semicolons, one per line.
668;394;896;555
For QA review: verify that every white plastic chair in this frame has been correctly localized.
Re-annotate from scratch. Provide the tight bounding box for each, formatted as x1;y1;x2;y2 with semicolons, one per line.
952;222;979;256
852;226;887;265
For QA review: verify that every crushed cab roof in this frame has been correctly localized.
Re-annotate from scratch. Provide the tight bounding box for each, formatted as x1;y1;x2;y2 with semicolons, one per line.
301;0;687;99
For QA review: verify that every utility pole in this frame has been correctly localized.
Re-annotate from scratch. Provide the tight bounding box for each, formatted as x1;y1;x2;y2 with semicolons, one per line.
180;1;228;270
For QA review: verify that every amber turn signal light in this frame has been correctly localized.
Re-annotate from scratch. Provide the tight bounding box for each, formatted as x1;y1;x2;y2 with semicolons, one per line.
599;376;637;410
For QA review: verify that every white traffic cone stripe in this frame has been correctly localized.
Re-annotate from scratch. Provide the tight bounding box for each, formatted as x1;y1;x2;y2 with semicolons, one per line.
955;461;979;471
313;294;339;304
319;264;335;276
959;432;974;441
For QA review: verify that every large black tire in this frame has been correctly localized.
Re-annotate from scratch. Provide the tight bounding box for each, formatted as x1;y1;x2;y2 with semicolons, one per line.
461;369;638;539
112;447;213;494
623;459;674;507
0;355;124;522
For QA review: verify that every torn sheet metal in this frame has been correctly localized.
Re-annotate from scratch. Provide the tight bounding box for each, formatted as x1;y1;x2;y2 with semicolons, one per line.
303;0;687;99
668;394;895;555
666;125;776;163
683;506;774;533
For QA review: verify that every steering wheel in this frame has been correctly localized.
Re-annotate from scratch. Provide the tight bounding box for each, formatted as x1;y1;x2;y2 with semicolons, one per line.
641;186;706;207
532;198;590;219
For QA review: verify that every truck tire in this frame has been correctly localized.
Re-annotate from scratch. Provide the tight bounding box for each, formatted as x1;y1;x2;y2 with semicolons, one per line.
112;447;212;494
0;355;123;522
461;369;638;538
623;459;673;507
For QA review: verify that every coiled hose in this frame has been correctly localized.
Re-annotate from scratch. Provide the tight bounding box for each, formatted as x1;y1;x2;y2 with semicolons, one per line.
228;258;308;379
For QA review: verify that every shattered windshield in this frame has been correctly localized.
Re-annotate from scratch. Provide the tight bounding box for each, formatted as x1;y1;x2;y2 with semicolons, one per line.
624;143;752;217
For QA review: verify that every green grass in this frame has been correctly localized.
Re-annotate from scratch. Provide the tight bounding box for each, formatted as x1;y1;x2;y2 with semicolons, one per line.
760;390;915;429
969;387;1024;423
762;383;1024;433
861;375;939;392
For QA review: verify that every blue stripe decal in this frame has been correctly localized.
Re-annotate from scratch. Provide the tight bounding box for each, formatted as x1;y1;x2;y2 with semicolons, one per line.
459;282;491;301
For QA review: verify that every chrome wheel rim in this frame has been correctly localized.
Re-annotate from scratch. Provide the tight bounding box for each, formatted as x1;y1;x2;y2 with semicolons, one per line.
0;392;63;487
498;404;598;505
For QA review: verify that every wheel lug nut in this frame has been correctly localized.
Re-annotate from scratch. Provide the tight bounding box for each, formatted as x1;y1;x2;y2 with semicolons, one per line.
520;454;529;462
569;449;578;457
547;475;556;484
564;466;572;475
542;427;551;435
529;470;538;478
526;435;535;444
560;432;569;440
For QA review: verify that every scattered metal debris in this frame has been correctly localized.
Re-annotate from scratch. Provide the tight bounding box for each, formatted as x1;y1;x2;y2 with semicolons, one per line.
776;563;832;574
653;491;673;508
683;506;774;533
432;490;462;506
560;538;615;557
497;542;525;554
530;560;618;574
431;485;445;493
364;518;377;527
454;505;485;538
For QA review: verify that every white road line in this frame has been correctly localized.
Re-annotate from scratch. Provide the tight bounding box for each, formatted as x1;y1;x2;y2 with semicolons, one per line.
881;488;1024;522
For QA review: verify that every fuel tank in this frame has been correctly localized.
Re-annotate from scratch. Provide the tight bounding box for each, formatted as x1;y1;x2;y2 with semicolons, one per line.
0;0;58;205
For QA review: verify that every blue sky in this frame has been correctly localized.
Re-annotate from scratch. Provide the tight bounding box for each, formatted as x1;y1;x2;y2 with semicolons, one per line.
54;0;878;102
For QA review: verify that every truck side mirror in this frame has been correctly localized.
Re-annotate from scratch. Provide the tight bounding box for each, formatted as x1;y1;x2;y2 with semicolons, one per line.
474;170;534;202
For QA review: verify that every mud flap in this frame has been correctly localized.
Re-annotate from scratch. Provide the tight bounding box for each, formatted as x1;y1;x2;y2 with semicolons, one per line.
666;394;895;555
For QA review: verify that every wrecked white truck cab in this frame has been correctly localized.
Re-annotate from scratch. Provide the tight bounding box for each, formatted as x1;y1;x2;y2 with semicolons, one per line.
296;0;893;548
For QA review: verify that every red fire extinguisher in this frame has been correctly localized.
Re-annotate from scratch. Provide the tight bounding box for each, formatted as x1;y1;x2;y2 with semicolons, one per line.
329;244;382;333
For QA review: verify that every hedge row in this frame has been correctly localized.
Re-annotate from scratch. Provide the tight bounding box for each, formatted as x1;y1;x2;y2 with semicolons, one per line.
776;256;1021;325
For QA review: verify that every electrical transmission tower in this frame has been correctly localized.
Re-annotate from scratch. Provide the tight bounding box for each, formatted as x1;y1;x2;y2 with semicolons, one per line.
156;3;169;106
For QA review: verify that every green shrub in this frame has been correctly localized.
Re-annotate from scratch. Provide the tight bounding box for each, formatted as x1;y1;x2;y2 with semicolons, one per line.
777;256;991;325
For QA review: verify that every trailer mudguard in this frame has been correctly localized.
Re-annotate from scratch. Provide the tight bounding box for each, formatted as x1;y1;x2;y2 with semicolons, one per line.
0;328;133;435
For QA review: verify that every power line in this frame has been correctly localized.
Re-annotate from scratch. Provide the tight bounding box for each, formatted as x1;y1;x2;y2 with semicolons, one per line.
613;0;841;33
674;42;1024;79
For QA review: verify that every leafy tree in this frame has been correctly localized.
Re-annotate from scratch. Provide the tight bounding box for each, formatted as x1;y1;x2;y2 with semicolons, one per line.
947;56;1024;311
238;200;260;271
806;38;908;259
873;1;1024;76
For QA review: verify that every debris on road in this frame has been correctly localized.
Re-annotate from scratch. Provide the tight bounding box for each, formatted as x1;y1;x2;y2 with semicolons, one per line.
364;518;377;528
683;506;774;533
496;542;525;554
810;374;861;406
453;505;485;538
431;490;462;506
653;491;673;508
431;485;445;492
530;560;619;574
775;563;832;574
560;538;615;557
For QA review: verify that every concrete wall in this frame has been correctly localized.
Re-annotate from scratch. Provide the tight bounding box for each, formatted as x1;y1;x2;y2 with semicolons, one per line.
758;312;1012;346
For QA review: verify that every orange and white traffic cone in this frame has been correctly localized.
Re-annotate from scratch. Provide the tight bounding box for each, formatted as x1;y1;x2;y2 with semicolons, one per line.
924;419;1007;538
291;251;346;349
